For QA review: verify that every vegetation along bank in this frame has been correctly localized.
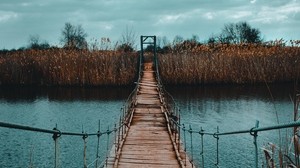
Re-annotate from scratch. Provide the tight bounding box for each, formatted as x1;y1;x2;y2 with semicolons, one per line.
0;49;138;86
158;43;300;85
0;43;299;86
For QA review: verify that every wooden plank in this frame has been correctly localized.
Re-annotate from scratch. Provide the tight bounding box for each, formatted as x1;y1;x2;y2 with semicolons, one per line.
112;62;192;168
119;155;177;160
117;163;180;168
118;158;178;165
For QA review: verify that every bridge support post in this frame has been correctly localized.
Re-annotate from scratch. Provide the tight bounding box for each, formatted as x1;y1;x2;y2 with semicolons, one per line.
52;126;61;168
83;133;88;168
200;127;205;168
140;35;157;66
213;127;219;167
95;120;101;168
251;120;259;168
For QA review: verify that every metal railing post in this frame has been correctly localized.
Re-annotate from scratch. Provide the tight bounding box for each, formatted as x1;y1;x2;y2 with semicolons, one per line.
200;127;205;168
118;116;121;151
83;133;88;168
183;124;187;166
213;126;219;167
251;120;259;168
189;125;194;166
114;123;117;156
95;120;101;168
121;108;124;139
178;114;181;151
105;126;110;167
52;126;61;168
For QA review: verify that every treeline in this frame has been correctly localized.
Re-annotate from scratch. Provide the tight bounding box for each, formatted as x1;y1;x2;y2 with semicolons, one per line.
0;42;299;86
0;21;299;86
0;49;138;86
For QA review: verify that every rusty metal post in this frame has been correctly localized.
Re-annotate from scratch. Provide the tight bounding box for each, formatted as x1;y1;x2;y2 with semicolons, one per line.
95;120;101;168
294;93;300;166
52;125;61;168
114;123;117;156
200;127;205;168
121;108;124;140
213;126;219;167
178;114;181;152
251;121;259;168
189;125;193;166
105;126;110;167
83;133;88;168
183;124;187;166
118;116;121;150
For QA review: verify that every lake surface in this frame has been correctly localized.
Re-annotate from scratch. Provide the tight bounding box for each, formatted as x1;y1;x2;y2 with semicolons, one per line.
167;83;296;167
0;83;296;167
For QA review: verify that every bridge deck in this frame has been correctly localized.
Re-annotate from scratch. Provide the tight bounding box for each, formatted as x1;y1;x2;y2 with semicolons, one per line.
111;62;190;168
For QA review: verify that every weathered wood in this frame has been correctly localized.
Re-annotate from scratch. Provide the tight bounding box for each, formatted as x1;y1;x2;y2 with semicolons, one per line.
110;62;192;168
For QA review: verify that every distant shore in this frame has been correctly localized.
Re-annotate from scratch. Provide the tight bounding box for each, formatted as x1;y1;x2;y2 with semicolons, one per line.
0;45;299;86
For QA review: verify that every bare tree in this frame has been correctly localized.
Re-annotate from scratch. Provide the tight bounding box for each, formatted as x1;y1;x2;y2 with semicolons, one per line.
172;35;184;46
118;26;137;51
28;35;40;48
219;21;262;44
28;34;50;49
162;36;170;47
61;22;88;49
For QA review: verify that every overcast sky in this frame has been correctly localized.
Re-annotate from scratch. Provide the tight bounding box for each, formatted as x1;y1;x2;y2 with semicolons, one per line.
1;0;300;49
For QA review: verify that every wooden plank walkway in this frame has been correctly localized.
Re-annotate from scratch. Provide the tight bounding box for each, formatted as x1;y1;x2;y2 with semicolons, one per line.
108;62;192;168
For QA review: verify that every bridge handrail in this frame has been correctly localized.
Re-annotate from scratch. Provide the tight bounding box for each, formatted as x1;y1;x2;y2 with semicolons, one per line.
169;118;300;168
0;121;122;137
0;119;128;168
169;118;300;136
154;53;179;115
124;52;143;107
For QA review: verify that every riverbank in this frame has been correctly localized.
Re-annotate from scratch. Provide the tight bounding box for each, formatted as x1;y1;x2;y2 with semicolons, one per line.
0;45;299;86
158;44;300;84
0;49;138;86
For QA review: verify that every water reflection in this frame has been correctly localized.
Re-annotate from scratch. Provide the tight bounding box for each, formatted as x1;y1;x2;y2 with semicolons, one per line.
167;83;294;101
0;86;134;102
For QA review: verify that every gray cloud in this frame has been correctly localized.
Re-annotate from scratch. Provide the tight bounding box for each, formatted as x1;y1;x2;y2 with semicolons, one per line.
0;0;299;49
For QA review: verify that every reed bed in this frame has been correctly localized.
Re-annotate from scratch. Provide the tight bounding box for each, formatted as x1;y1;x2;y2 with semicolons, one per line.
0;49;138;86
158;44;300;84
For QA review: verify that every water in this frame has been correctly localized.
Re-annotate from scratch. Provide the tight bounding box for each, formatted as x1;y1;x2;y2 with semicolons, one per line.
0;86;133;168
0;84;296;167
167;83;296;167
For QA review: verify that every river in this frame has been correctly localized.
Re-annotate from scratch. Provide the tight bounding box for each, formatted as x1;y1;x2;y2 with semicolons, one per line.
0;83;296;167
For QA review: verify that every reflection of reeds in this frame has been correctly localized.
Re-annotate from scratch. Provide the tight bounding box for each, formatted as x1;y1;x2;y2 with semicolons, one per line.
0;49;138;86
158;44;300;84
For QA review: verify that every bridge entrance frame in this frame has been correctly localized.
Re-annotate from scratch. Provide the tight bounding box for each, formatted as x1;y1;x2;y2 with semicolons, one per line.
140;36;157;65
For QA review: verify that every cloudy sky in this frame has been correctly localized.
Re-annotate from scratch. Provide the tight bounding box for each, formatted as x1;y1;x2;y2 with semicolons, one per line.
1;0;300;49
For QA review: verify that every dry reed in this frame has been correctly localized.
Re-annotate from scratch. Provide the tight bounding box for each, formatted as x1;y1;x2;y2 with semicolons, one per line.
158;44;300;84
0;49;138;86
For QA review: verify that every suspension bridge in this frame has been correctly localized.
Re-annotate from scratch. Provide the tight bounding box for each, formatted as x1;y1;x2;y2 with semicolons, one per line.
0;36;300;168
105;36;193;167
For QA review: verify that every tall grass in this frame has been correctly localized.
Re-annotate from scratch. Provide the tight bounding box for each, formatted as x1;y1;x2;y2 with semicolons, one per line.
158;44;300;84
0;49;138;86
